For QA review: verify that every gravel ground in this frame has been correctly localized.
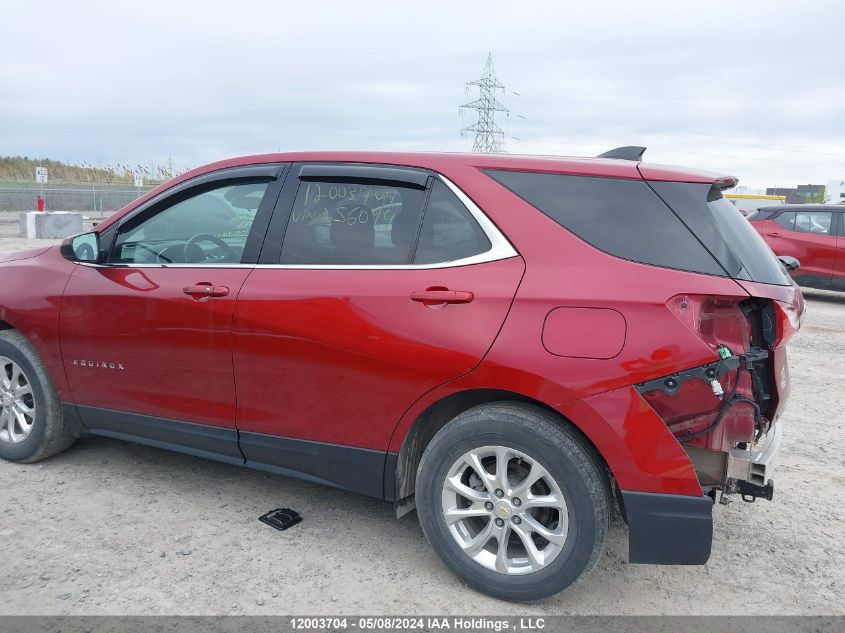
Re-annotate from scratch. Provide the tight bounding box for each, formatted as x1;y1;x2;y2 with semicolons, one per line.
0;237;843;616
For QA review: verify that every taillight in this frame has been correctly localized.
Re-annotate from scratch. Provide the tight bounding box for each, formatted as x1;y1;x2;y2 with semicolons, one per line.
656;294;763;450
666;294;750;354
772;300;801;349
652;293;789;451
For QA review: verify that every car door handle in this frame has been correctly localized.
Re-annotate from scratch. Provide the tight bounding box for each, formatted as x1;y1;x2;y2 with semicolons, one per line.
410;289;474;304
766;232;782;238
183;283;230;298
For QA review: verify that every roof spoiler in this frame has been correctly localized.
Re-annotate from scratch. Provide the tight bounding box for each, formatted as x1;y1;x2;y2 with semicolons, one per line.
712;176;739;190
597;146;646;161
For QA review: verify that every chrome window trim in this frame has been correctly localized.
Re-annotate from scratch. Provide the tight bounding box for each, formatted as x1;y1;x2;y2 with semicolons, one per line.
78;262;256;269
90;174;519;270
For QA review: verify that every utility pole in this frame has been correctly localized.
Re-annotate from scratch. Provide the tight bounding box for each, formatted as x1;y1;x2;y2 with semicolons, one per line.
461;53;509;153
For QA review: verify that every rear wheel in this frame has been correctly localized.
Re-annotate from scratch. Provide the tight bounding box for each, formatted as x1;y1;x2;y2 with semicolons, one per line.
0;330;75;463
415;402;610;601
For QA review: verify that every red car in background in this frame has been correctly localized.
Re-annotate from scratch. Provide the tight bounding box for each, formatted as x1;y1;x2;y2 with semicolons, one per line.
0;149;802;601
748;204;845;291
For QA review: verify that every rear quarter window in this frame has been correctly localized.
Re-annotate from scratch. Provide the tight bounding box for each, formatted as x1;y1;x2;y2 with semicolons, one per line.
484;169;726;276
651;182;791;286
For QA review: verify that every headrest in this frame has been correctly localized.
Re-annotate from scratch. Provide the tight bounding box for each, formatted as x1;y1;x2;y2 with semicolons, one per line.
330;206;375;252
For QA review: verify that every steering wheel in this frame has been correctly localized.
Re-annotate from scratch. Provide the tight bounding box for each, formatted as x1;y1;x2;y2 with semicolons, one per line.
183;233;238;263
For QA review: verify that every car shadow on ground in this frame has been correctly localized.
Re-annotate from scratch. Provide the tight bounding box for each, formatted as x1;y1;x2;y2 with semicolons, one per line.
55;433;629;537
16;434;631;612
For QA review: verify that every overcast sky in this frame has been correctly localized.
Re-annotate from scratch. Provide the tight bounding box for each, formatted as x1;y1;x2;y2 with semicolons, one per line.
2;0;844;188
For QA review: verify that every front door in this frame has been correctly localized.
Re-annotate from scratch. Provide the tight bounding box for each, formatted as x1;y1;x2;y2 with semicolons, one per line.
232;165;524;496
60;168;283;457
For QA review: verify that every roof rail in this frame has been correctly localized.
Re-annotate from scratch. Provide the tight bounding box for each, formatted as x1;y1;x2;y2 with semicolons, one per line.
597;146;646;161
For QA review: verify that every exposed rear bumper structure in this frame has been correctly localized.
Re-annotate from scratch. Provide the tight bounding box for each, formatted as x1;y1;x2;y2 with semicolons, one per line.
727;421;782;488
621;422;782;565
622;491;713;565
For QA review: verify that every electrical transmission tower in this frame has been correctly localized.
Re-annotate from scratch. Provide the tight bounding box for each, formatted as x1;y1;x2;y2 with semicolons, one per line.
461;53;509;153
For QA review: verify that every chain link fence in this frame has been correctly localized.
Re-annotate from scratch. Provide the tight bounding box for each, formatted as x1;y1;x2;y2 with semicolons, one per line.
0;183;158;218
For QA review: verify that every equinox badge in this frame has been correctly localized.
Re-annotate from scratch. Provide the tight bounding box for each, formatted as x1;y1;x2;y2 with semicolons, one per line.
73;360;125;370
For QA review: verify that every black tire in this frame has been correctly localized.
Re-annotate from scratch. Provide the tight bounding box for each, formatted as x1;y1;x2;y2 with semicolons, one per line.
0;329;75;463
415;402;610;602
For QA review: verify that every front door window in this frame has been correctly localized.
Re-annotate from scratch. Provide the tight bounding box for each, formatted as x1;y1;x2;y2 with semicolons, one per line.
111;182;269;265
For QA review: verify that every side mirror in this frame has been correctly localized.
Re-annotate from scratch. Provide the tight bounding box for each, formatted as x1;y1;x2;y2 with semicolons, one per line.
60;232;101;263
778;256;800;273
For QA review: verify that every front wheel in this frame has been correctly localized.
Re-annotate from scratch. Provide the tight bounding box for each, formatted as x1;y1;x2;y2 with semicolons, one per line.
0;330;75;463
415;402;610;602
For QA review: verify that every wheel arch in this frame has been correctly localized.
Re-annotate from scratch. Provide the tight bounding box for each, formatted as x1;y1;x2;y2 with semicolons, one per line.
390;388;612;514
0;312;48;357
0;310;70;401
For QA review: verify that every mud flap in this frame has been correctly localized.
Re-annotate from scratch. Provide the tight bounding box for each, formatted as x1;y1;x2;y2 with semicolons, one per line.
622;491;713;565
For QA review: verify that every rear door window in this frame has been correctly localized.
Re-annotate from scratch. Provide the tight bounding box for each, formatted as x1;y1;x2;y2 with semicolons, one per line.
485;170;726;276
280;180;426;265
794;211;832;235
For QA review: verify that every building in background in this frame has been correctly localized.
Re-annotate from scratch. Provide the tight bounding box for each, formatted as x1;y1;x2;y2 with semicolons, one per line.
766;184;826;204
826;179;845;204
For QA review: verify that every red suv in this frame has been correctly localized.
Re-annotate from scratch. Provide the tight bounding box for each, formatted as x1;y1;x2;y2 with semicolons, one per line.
748;204;845;291
0;150;802;601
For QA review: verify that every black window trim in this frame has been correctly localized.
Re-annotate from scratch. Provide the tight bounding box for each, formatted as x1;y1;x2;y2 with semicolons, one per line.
484;168;733;279
257;162;518;269
298;164;430;189
758;207;845;237
87;163;289;268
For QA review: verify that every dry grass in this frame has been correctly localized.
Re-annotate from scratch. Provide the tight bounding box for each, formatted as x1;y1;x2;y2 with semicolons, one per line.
0;156;185;185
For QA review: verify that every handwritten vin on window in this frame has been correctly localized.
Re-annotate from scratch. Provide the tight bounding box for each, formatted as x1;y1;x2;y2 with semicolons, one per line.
291;182;402;226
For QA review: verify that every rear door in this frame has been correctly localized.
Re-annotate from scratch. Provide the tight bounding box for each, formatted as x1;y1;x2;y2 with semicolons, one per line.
762;209;836;287
231;164;524;496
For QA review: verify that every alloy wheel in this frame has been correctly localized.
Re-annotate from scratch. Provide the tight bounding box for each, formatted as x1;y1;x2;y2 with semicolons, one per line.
441;445;569;575
0;356;36;444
